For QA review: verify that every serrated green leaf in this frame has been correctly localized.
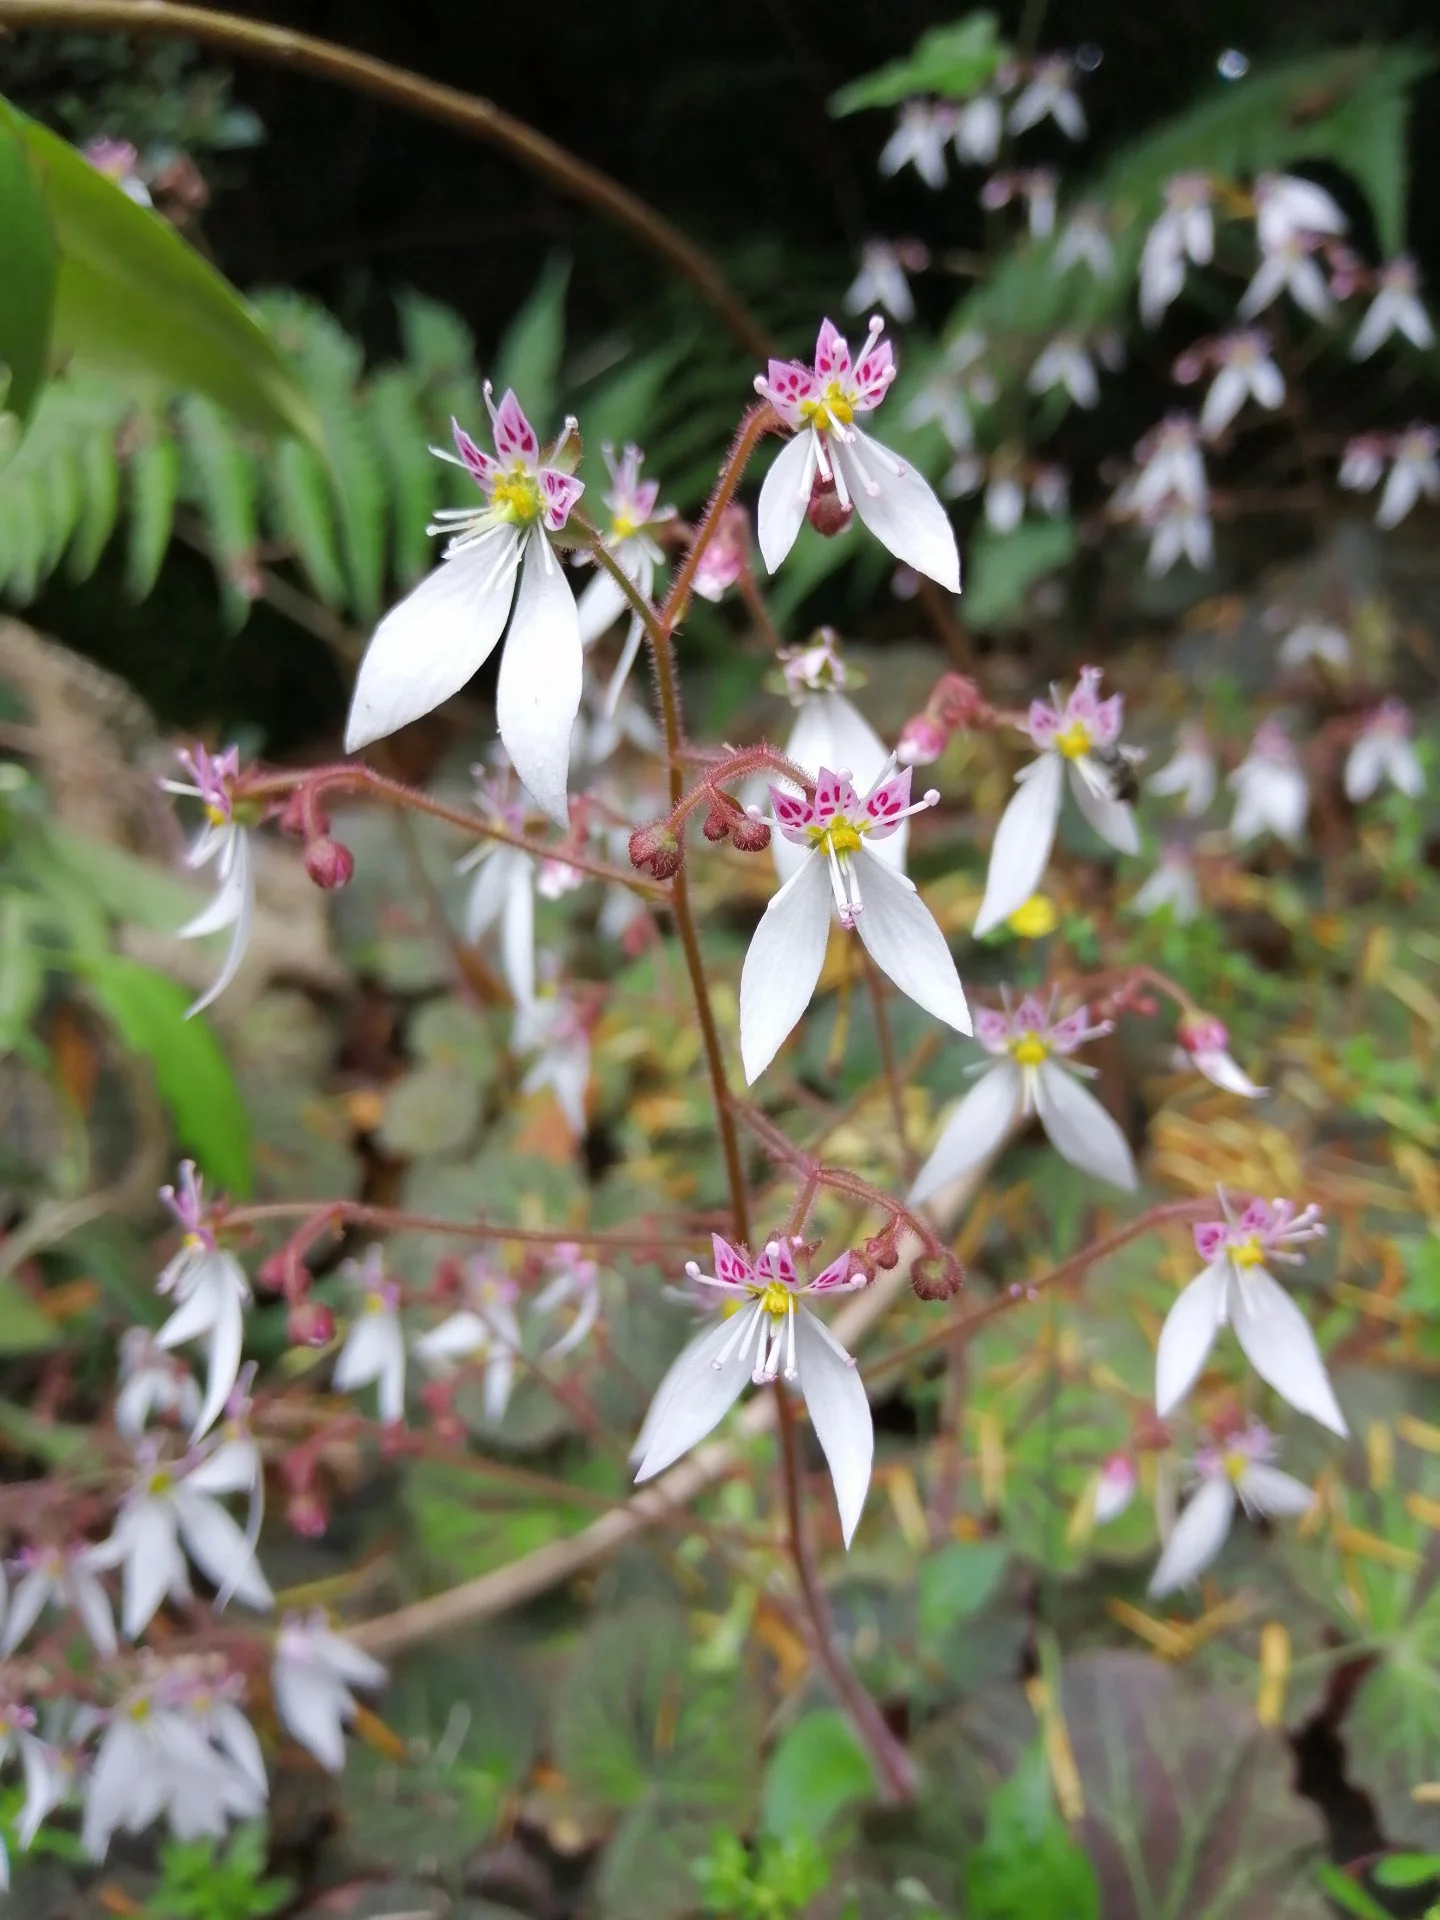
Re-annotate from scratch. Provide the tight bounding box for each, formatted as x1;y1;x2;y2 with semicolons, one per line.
493;254;570;434
67;424;122;581
761;1709;875;1839
81;954;252;1194
178;392;259;626
830;13;1008;114
268;436;346;606
18;114;317;444
0;97;58;433
369;367;438;589
125;422;179;600
0;468;44;601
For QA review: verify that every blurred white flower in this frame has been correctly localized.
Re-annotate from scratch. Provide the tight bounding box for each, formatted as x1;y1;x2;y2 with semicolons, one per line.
413;1258;521;1423
3;1544;116;1658
162;746;254;1017
333;1247;406;1425
879;100;955;188
1027;335;1099;408
845;239;923;324
1228;721;1308;846
1252;172;1347;253
1009;55;1086;140
154;1163;250;1442
953;93;1003;166
1148;724;1216;816
1149;1422;1313;1597
1139;174;1214;325
1053;204;1112;276
1346;701;1425;801
1193;330;1284;439
574;442;674;714
1176;1014;1266;1099
81;1677;265;1859
273;1611;386;1772
1278;621;1350;672
1352;256;1434;359
1238;232;1332;324
115;1328;203;1439
515;985;592;1135
1132;845;1200;922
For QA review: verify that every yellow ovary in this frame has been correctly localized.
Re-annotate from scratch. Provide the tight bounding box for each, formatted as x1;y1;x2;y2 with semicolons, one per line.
1011;1034;1049;1066
799;381;855;430
1230;1237;1266;1269
758;1282;792;1319
1053;721;1093;760
492;469;543;525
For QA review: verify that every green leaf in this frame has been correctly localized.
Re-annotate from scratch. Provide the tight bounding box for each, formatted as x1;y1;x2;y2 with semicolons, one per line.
268;436;346;606
1375;1853;1440;1890
125;418;180;600
965;1741;1100;1920
963;521;1076;632
68;424;122;581
0;98;58;432
81;955;252;1194
1314;1865;1393;1920
918;1540;1009;1641
0;1275;60;1355
493;254;571;433
17;113;318;444
178;392;259;626
830;13;1008;114
761;1709;875;1839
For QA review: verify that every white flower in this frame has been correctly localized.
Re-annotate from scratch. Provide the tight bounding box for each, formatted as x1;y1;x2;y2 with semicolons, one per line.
1129;414;1209;517
515;985;591;1135
533;1242;601;1359
1148;724;1216;816
1346;701;1425;801
1238;232;1333;324
272;1610;386;1772
1149;1422;1314;1597
1253;172;1347;253
345;394;586;825
908;994;1137;1207
1338;433;1387;495
974;667;1139;938
1155;1193;1344;1434
572;675;664;774
17;1731;76;1850
954;95;1002;167
115;1327;203;1439
1278;621;1350;671
1053;205;1112;277
1197;329;1284;439
755;318;960;591
1132;845;1200;923
162;746;255;1017
739;763;970;1082
1009;56;1086;140
574;442;673;714
633;1236;872;1544
1228;721;1308;846
1144;497;1214;576
1138;174;1214;326
413;1258;521;1423
333;1247;406;1424
879;100;956;188
153;1163;250;1442
1176;1015;1266;1100
1031;465;1069;516
903;333;985;452
1352;256;1434;359
3;1544;117;1657
773;633;900;881
81;1676;264;1858
845;240;920;324
93;1446;273;1639
1027;335;1099;408
457;773;540;1006
1094;1454;1137;1525
1376;426;1440;530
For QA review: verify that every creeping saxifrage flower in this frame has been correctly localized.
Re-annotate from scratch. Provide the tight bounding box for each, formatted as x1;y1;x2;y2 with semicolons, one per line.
1148;1422;1314;1597
162;746;254;1017
573;442;675;715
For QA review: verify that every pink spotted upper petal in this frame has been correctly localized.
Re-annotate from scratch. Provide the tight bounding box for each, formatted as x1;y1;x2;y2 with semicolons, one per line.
755;1238;799;1287
1193;1221;1228;1261
1237;1198;1274;1235
812;767;858;826
1028;699;1062;747
710;1235;754;1288
851;337;896;411
814;319;852;382
451;419;498;491
764;359;818;428
975;1007;1014;1052
770;786;814;842
491;390;540;462
1013;991;1049;1032
539;467;585;532
863;766;913;838
808;1251;863;1292
1046;1008;1094;1054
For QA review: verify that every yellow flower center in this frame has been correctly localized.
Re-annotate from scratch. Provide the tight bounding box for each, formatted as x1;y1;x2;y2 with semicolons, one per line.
798;380;855;431
1054;720;1092;760
128;1697;153;1722
757;1282;791;1319
1231;1237;1266;1269
204;803;228;827
491;468;543;525
184;1231;207;1250
147;1469;173;1496
1007;895;1058;938
1011;1034;1049;1066
610;511;640;541
1222;1450;1250;1483
362;1291;387;1314
808;819;865;855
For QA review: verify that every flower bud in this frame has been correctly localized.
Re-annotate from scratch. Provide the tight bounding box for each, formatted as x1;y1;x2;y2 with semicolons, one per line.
628;820;684;880
806;476;854;539
287;1299;335;1348
701;800;733;842
931;673;986;730
285;1490;328;1539
729;815;772;854
910;1252;963;1301
897;714;948;767
304;836;355;890
277;789;313;839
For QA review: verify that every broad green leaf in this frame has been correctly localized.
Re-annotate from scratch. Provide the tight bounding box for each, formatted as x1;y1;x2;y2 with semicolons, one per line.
375;1060;483;1159
17;114;318;444
0;98;58;433
1374;1853;1440;1890
761;1709;875;1838
917;1540;1009;1641
963;520;1076;631
831;14;1008;114
82;954;252;1194
493;254;571;435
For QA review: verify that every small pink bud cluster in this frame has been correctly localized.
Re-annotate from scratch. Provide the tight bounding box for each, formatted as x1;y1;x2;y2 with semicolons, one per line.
279;784;354;891
897;672;994;766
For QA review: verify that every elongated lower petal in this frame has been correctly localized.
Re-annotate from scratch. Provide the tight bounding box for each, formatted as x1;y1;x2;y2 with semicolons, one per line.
1068;761;1140;855
575;565;628;645
908;1060;1023;1208
740;851;832;1083
838;431;961;592
173;1490;274;1610
194;1284;245;1441
795;1308;872;1547
1230;1267;1347;1435
757;433;817;574
973;753;1064;936
346;532;520;751
1;1571;51;1655
274;1663;348;1771
497;531;583;826
1034;1059;1138;1189
118;1502;185;1639
633;1311;758;1482
853;848;970;1036
1242;1463;1315;1517
1154;1260;1227;1416
1148;1476;1235;1597
501;865;536;1008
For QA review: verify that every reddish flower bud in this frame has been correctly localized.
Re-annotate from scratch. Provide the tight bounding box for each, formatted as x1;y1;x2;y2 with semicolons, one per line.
910;1253;963;1301
304;836;355;890
729;815;772;853
701;800;733;842
897;714;948;767
931;673;987;731
287;1299;335;1349
277;790;311;839
806;475;854;539
255;1250;292;1293
286;1491;328;1539
864;1229;901;1271
629;820;684;880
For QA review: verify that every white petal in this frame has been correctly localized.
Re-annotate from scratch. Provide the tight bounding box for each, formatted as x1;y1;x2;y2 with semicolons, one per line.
633;1312;758;1482
1351;292;1393;361
496;531;583;826
757;433;817;575
1148;1476;1235;1597
462;847;517;942
1378;460;1422;530
154;1284;219;1354
1069;761;1140;854
498;865;535;1006
72;1568;118;1658
1200;366;1245;439
837;432;961;592
182;1438;259;1497
739;852;832;1083
333;1313;390;1393
345;533;520;751
213;1701;268;1796
1034;1059;1138;1189
1154;1260;1227;1416
376;1327;406;1425
908;1061;1024;1209
413;1310;489;1367
485;1346;516;1422
194;1286;245;1442
316;1627;388;1691
81;1721;142;1857
1194;1047;1266;1099
177;833;245;938
1230;1268;1348;1435
173;1490;274;1610
1241;1463;1315;1517
574;565;628;645
973;753;1063;936
273;1662;348;1771
118;1503;186;1639
1344;736;1383;802
795;1309;873;1547
185;835;255;1018
1389;739;1426;798
852;849;970;1036
1;1570;51;1654
1237;254;1286;322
